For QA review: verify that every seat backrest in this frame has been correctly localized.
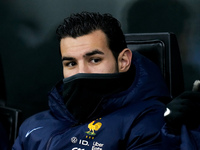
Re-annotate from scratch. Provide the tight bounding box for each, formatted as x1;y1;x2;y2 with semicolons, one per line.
0;106;22;148
0;55;22;148
125;32;184;99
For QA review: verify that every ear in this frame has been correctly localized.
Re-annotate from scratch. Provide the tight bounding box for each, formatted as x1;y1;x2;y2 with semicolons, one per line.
118;48;132;72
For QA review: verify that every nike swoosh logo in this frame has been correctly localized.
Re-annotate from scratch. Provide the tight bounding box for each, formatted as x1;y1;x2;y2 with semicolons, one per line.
164;108;171;117
25;127;43;138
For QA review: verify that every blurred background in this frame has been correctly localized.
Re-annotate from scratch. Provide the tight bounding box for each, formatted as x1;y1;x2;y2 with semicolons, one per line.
0;0;200;121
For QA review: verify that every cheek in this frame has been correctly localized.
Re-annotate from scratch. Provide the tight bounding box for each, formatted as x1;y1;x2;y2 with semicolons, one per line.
99;61;118;73
106;57;118;73
63;69;76;78
63;69;68;79
110;62;118;73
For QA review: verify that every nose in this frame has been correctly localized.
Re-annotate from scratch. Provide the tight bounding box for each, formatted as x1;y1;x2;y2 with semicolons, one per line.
78;63;90;74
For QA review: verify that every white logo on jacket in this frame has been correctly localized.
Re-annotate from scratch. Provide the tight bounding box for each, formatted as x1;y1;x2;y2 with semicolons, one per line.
25;127;43;138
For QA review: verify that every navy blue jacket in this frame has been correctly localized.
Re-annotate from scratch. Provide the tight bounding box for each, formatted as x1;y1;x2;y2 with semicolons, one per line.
13;52;170;150
162;124;200;149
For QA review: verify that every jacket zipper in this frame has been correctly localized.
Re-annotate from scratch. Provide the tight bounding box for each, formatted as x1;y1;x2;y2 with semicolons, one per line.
45;128;71;150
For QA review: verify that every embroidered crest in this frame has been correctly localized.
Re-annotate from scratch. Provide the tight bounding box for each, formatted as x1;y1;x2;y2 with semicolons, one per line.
85;118;102;138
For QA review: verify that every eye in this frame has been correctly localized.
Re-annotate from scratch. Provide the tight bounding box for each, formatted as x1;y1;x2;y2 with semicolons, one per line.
90;58;102;64
64;61;77;67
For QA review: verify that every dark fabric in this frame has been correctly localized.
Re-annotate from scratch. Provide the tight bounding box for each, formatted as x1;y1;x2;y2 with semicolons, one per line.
165;91;200;129
62;66;135;123
162;91;200;149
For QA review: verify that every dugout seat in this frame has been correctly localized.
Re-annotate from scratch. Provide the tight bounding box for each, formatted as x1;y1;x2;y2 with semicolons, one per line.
0;56;22;148
125;32;184;99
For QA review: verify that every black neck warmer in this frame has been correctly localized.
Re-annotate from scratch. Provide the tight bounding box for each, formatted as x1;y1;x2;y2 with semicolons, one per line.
62;66;135;123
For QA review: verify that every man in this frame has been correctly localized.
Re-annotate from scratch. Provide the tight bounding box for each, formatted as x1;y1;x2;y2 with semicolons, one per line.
12;12;199;149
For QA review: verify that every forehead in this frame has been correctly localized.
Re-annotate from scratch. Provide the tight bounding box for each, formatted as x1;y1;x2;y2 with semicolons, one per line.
60;30;110;56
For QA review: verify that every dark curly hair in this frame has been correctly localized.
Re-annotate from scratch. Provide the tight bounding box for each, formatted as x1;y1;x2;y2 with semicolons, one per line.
56;12;127;59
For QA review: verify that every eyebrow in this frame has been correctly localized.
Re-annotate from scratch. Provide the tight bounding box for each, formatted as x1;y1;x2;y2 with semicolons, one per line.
62;57;75;61
84;49;104;57
62;49;104;61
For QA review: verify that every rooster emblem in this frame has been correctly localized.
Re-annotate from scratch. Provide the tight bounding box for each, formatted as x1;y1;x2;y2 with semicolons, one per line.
85;120;102;135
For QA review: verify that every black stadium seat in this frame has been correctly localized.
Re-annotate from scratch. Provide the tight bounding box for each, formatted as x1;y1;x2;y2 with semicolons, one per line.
125;32;184;99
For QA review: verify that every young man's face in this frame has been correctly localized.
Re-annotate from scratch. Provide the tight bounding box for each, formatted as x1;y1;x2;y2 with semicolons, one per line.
60;30;119;78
